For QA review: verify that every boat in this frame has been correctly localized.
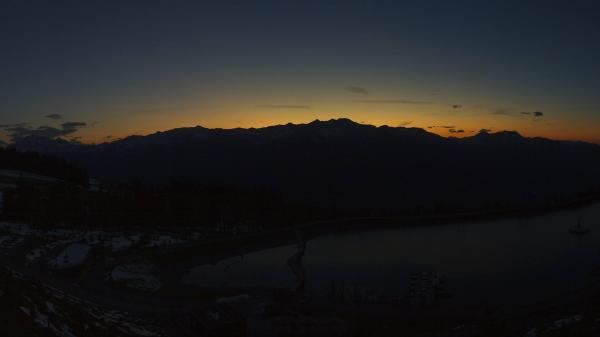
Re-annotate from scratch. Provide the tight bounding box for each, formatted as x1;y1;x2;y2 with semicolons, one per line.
569;217;590;235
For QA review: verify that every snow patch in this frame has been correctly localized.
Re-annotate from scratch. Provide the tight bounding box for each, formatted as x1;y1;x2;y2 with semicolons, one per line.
110;264;162;292
48;243;91;270
146;235;186;247
111;236;133;252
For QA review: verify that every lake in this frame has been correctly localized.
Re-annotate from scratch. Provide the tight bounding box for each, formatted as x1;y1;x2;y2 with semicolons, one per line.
184;202;600;311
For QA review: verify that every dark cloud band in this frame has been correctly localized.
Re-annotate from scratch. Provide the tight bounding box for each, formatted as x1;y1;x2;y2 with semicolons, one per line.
0;122;87;142
346;86;369;95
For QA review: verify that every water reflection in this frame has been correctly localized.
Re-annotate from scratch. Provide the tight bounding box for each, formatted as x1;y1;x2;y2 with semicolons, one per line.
287;229;307;293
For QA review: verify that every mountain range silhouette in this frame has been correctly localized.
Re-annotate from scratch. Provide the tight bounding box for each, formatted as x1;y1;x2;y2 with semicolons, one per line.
11;118;600;212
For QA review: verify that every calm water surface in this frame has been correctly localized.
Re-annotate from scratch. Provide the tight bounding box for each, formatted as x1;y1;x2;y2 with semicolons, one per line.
185;202;600;309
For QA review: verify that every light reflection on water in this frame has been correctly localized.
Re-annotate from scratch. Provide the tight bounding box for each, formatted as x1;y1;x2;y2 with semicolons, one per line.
185;202;600;308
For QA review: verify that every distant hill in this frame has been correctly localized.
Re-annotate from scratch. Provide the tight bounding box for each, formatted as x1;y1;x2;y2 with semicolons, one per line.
11;118;600;213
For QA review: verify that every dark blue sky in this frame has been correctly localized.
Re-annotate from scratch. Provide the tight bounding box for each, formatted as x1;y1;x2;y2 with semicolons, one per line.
1;1;600;143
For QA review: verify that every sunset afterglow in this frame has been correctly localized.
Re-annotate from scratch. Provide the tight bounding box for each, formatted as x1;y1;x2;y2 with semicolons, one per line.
1;2;599;144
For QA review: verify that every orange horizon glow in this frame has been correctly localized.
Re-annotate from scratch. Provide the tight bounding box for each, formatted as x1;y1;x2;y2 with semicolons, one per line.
3;97;599;145
76;116;600;146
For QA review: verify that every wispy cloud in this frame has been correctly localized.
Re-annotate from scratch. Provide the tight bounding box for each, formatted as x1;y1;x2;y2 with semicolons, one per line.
104;135;122;142
492;108;545;120
428;125;456;129
357;99;431;104
45;114;62;120
398;121;413;127
0;122;87;142
61;122;87;132
521;111;544;117
0;123;29;129
346;86;369;95
257;104;311;109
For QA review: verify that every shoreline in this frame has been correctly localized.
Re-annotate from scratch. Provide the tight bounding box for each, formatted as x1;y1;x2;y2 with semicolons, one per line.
302;191;600;231
149;192;600;263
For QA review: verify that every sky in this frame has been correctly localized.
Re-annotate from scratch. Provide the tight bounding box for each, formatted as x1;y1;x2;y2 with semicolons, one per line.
1;1;600;144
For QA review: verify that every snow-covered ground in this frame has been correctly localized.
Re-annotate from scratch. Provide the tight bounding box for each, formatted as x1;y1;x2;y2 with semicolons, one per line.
0;169;63;183
146;235;186;248
25;248;45;264
0;222;37;236
109;234;145;252
110;263;162;292
48;243;92;270
15;274;166;337
25;239;78;266
111;236;133;252
3;221;189;267
0;235;23;250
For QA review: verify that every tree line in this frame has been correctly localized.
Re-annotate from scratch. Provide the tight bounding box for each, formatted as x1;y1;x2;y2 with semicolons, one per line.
0;147;88;185
2;182;328;230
